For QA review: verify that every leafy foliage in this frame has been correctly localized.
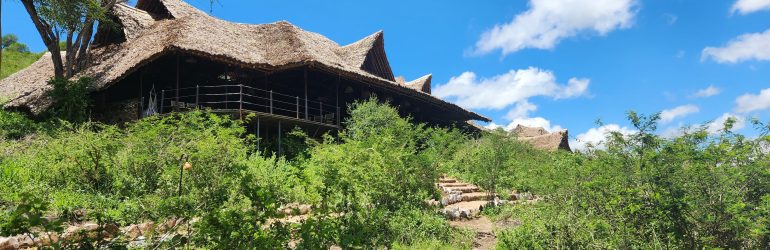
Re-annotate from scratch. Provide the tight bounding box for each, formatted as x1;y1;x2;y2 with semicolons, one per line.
0;99;465;248
470;113;770;249
46;77;93;123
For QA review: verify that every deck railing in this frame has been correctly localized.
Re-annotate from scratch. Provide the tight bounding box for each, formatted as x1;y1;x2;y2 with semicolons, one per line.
153;84;340;126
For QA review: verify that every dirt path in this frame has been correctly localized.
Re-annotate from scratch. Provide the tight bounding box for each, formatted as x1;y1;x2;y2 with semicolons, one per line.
449;216;496;250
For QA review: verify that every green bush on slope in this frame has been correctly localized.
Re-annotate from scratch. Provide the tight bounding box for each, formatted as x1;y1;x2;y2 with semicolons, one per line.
0;98;467;248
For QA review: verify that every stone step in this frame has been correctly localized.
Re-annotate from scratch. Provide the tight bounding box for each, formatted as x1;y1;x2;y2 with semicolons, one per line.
438;178;457;183
438;182;472;188
461;192;495;202
444;185;480;194
442;201;490;220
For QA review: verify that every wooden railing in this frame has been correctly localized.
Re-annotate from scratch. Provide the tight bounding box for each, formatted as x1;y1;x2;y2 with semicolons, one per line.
153;84;340;126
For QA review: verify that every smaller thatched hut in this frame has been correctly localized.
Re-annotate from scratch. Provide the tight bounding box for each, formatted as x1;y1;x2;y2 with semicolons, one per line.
511;125;571;152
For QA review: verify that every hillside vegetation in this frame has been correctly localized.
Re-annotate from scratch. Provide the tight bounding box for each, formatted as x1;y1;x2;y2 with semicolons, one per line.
1;35;43;79
1;89;769;248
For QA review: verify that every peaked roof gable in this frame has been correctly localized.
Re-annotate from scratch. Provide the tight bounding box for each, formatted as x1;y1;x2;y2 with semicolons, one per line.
341;31;395;81
402;74;432;94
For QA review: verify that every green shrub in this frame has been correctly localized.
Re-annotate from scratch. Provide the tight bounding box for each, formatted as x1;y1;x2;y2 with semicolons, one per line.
46;77;93;123
297;98;447;248
0;109;37;139
489;113;770;249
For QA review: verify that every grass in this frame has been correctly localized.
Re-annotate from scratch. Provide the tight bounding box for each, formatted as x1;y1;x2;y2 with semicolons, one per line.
1;49;43;79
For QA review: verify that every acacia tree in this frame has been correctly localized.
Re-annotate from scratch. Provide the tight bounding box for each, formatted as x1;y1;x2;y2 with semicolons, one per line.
20;0;118;78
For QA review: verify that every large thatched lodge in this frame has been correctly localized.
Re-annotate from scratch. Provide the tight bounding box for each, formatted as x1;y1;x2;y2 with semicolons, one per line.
0;0;490;149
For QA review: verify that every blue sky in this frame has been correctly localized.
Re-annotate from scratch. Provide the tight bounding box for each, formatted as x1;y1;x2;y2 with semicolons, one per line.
5;0;770;149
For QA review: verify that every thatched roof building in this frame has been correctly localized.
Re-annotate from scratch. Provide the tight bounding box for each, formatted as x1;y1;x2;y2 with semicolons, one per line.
0;0;488;127
511;125;571;151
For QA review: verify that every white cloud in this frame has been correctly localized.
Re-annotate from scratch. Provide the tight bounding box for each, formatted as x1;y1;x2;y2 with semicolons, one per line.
434;67;590;110
485;117;564;133
693;85;721;98
702;29;770;63
732;0;770;14
473;0;637;55
660;104;699;124
504;101;538;120
571;124;636;151
705;113;746;134
735;87;770;113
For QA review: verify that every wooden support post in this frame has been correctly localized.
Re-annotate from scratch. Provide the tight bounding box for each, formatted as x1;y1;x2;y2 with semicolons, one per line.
239;84;243;119
139;69;144;118
278;120;282;157
256;116;260;151
336;73;340;115
320;101;323;118
269;90;273;114
195;85;199;108
304;68;308;120
177;154;187;197
296;96;300;119
175;55;180;111
337;107;340;126
160;90;165;114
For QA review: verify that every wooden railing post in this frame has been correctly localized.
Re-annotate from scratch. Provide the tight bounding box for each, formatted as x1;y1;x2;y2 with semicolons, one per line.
269;90;273;114
160;90;165;114
239;84;243;110
336;107;340;126
239;84;244;118
195;85;199;108
296;96;299;119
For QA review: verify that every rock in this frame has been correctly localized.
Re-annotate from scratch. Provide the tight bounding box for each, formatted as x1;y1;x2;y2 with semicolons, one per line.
38;232;59;246
16;235;34;248
0;236;19;250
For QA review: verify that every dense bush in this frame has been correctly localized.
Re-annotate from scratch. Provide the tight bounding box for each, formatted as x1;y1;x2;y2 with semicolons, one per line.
457;112;770;249
0;98;466;248
297;98;457;248
0;109;38;140
46;77;93;123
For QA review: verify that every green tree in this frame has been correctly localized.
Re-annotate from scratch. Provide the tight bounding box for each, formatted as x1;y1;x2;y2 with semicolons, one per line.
20;0;118;78
1;34;19;49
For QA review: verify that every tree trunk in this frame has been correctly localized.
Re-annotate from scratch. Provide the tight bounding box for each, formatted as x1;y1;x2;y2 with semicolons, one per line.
20;0;118;79
20;0;64;78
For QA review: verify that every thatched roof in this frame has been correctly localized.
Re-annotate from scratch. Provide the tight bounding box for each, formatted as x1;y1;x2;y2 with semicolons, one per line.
511;125;571;151
402;74;432;94
0;0;488;122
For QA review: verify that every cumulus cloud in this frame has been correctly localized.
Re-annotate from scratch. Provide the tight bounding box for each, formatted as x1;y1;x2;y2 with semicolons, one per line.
693;85;721;98
433;67;590;110
571;124;636;151
504;101;538;120
660;104;699;124
705;113;746;134
731;0;770;14
485;117;564;133
735;87;770;113
472;0;637;55
702;29;770;63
